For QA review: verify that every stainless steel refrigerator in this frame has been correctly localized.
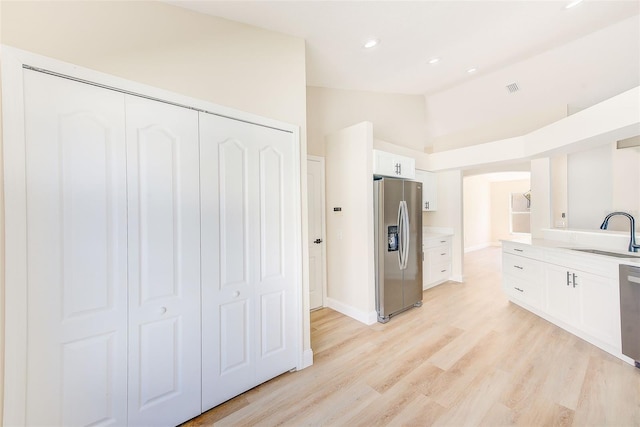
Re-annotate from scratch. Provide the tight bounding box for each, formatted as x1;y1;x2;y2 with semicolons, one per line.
374;177;423;323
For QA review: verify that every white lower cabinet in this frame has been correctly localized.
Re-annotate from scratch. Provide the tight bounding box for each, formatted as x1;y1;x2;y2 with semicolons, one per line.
502;241;621;359
502;253;544;309
11;66;298;426
545;264;581;327
423;236;452;289
581;271;620;349
545;264;619;349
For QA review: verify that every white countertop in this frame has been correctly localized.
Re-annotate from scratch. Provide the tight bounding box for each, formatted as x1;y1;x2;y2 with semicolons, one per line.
422;226;453;239
423;232;453;239
501;237;640;266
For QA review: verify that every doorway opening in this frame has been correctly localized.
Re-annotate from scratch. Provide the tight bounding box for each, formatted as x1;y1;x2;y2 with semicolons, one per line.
463;170;531;254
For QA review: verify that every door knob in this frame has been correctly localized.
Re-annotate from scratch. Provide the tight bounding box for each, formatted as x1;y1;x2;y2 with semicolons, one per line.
314;238;322;244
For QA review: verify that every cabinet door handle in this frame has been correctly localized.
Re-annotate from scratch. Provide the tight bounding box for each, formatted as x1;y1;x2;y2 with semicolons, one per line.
514;248;523;252
514;287;524;292
441;270;447;273
572;273;578;288
514;265;523;270
440;240;446;243
425;201;429;209
566;271;572;286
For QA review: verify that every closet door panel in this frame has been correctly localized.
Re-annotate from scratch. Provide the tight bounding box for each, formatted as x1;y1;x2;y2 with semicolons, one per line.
253;126;297;384
260;148;284;279
200;114;255;410
200;112;297;410
125;96;201;426
23;70;128;426
219;140;250;287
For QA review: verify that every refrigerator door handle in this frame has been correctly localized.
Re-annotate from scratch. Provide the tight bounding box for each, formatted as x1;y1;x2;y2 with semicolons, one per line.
401;200;410;270
397;200;404;269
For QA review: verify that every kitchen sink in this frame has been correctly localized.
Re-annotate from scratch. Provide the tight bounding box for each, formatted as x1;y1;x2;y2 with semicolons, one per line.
570;248;640;258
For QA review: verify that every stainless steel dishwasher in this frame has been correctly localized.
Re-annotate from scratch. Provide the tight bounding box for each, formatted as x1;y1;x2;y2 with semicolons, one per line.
620;264;640;368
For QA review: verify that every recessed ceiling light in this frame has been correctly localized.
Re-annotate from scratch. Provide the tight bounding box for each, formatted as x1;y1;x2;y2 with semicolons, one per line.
565;0;584;9
428;57;441;65
467;67;478;74
363;39;379;49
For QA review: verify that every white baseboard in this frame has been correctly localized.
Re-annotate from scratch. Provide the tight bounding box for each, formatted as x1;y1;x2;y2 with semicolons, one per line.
450;274;464;283
299;348;314;370
326;297;378;325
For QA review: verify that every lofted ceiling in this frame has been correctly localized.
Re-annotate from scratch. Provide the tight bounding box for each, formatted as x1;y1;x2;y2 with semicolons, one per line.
166;0;640;96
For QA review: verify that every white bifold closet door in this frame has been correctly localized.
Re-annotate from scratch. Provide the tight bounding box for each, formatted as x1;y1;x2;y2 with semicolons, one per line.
125;96;202;426
23;70;129;426
22;69;202;426
200;113;297;410
19;64;297;426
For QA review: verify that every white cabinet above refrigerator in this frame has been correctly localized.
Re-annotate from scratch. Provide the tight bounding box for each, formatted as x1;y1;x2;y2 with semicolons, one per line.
373;149;415;179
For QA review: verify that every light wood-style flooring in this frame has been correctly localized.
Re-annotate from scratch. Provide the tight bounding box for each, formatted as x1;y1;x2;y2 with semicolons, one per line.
183;247;640;426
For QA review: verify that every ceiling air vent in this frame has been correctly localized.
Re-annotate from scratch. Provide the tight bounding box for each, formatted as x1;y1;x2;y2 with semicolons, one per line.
506;82;519;93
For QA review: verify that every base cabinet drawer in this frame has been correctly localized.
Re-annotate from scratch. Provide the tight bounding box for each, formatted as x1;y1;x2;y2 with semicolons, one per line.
430;262;451;283
423;235;452;290
427;246;451;264
503;253;544;279
503;273;542;309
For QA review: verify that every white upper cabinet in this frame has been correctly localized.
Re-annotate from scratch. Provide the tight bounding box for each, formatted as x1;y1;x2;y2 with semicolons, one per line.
373;149;415;179
415;169;437;211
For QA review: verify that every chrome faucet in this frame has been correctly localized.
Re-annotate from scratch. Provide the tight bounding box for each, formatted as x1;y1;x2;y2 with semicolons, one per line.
600;212;640;253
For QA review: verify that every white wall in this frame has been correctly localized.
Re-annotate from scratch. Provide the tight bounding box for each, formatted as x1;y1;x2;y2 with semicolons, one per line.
425;16;639;151
531;158;552;238
324;122;376;323
463;175;492;251
0;2;310;417
568;142;640;231
568;145;612;229
550;155;568;228
612;145;640;222
306;86;428;156
428;86;640;172
1;1;307;128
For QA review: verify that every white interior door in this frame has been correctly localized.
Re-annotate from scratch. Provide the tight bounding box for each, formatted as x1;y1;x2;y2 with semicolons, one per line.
22;69;128;426
200;112;297;410
125;96;202;426
307;157;326;310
